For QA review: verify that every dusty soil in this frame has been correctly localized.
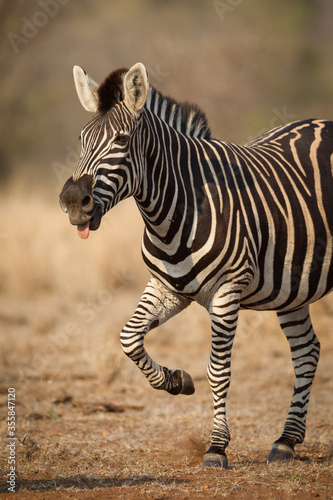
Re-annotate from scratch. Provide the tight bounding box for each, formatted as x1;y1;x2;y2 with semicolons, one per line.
1;297;332;500
0;192;332;499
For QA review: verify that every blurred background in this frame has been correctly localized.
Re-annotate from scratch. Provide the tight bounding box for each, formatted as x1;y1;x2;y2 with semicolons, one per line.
1;0;333;183
0;0;333;381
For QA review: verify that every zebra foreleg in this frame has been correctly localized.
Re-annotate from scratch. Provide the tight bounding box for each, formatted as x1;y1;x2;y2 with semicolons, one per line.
267;306;320;463
120;277;194;395
202;288;241;469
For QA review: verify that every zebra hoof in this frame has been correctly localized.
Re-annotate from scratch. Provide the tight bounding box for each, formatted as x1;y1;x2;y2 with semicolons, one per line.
168;369;195;395
179;370;195;395
202;452;228;469
267;442;295;463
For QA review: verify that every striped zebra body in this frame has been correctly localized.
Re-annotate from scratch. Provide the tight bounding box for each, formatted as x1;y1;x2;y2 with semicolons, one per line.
60;63;333;467
140;117;333;309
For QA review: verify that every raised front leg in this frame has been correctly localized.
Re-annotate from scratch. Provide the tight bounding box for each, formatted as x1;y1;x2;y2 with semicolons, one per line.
268;306;320;462
120;277;194;395
203;287;241;469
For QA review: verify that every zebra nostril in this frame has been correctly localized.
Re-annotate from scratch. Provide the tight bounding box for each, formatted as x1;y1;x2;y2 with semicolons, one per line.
82;195;94;212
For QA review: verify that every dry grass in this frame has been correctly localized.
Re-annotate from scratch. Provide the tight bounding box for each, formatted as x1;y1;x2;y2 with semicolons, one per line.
0;184;332;499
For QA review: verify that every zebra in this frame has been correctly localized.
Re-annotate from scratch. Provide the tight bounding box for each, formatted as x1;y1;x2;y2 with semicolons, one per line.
59;62;333;468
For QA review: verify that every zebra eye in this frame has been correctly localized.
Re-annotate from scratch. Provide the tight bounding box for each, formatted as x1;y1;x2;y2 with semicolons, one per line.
114;134;129;146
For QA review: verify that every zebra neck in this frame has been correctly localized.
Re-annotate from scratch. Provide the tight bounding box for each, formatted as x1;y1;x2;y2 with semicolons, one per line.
135;111;190;243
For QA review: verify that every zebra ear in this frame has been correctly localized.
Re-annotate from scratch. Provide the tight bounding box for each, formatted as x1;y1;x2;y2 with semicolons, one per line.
124;63;149;115
73;65;99;112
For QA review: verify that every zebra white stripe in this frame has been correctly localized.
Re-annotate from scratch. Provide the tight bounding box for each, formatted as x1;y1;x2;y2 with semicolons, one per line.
59;62;333;468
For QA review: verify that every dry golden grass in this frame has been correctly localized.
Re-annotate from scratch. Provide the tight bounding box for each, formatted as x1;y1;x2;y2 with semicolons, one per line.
0;183;332;498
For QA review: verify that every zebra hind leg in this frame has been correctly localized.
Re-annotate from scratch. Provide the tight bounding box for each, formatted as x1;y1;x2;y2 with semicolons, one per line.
267;306;320;463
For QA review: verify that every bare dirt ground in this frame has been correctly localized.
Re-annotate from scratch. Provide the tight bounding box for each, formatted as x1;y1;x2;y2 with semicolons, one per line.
0;187;332;499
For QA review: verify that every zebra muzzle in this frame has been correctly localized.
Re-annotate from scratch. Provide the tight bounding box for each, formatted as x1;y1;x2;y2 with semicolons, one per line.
59;174;102;238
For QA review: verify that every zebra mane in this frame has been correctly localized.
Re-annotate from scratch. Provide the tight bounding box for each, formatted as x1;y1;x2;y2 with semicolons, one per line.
145;87;211;140
97;67;128;114
97;67;211;140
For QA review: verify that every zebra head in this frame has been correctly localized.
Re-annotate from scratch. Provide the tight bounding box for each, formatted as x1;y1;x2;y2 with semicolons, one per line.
59;63;149;239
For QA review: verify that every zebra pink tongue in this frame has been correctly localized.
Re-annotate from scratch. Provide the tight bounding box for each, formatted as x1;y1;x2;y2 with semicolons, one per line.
77;221;90;239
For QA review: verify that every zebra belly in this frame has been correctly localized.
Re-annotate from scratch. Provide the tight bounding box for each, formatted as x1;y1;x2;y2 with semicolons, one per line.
240;252;333;311
240;284;333;311
144;231;333;310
